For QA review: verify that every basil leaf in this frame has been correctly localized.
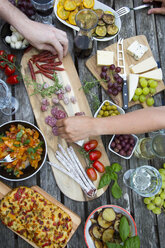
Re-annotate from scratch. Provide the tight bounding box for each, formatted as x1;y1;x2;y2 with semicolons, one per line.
111;180;122;199
14;143;20;147
124;236;140;248
111;163;122;172
16;130;23;141
119;216;130;242
23;139;30;145
98;173;111;189
110;172;118;181
105;166;114;174
27;147;35;154
106;243;123;248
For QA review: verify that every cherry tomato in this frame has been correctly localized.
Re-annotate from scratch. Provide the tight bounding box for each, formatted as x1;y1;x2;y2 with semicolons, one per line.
93;160;105;173
7;54;16;63
6;75;19;85
84;140;98;152
0;61;6;69
89;150;102;161
5;65;16;76
0;50;6;57
86;168;97;181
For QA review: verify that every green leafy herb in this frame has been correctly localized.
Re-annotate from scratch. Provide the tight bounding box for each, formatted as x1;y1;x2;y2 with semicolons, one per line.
106;243;123;248
13;143;20;147
14;170;19;176
91;94;101;113
7;168;13;172
7;148;14;152
23;139;30;145
111;163;122;172
98;173;111;189
80;80;100;94
119;216;130;242
124;236;140;248
111;180;122;199
27;141;43;154
16;130;24;141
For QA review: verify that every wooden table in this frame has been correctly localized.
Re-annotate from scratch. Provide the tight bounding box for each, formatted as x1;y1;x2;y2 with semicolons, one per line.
0;0;165;247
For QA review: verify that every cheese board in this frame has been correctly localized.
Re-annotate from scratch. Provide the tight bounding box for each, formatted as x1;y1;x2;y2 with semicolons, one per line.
86;35;165;108
0;181;81;248
21;49;110;202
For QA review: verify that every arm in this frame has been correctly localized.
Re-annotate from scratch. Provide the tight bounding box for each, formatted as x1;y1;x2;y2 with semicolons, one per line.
56;106;165;142
143;0;165;15
0;0;68;61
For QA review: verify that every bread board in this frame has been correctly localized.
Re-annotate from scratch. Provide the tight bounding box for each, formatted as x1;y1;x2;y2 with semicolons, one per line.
0;181;81;248
21;49;110;202
86;35;165;108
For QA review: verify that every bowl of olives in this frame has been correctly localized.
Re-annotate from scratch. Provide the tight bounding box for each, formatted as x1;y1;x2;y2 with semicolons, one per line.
94;100;125;118
109;134;139;159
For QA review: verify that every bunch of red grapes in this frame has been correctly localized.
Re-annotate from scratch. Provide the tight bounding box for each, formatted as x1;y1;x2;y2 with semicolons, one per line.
9;0;36;18
100;64;123;96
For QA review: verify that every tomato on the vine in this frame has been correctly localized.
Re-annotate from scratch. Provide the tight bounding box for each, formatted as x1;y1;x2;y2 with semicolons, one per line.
0;50;6;57
0;61;6;69
7;54;16;63
89;150;102;161
84;140;98;152
5;65;16;76
86;168;97;181
93;161;105;173
6;75;19;85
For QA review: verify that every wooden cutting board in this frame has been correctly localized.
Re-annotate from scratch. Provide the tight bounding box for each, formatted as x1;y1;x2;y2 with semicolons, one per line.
86;35;165;108
21;49;110;202
0;181;81;248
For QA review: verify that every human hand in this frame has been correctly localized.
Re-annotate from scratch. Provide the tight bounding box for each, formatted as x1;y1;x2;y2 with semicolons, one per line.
143;0;165;15
23;21;68;61
56;116;96;142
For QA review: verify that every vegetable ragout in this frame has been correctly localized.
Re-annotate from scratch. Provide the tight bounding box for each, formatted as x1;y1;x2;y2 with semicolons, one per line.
0;124;43;177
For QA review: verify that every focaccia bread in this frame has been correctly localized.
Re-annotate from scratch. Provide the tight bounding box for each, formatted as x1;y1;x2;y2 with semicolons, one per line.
0;186;72;248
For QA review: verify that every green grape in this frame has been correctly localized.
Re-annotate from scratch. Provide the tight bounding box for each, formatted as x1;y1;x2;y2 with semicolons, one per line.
147;203;155;210
163;163;165;169
149;87;156;95
144;198;151;204
160;173;165;181
135;88;143;96
160;192;165;200
132;94;139;101
163;202;165;208
149;196;155;201
157;189;162;195
148;80;158;88
153;196;162;206
139;94;146;103
159;168;165;175
162;181;165;189
146;97;154;106
152;207;161;215
142;87;150;95
140;78;148;87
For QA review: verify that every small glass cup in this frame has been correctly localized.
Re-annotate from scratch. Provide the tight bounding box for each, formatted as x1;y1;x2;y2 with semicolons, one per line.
0;79;19;115
123;165;162;197
30;0;54;25
74;9;98;58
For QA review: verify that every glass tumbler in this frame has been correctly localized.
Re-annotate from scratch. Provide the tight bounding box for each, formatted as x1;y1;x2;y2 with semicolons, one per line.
123;165;162;197
74;9;98;58
30;0;54;25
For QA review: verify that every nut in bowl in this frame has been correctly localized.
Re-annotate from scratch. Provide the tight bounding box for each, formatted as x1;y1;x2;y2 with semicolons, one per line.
0;120;47;181
109;134;139;159
84;205;137;248
94;100;125;118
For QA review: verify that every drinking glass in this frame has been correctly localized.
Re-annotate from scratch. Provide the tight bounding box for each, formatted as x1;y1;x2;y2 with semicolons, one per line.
30;0;54;25
0;79;19;115
123;165;162;197
74;9;98;58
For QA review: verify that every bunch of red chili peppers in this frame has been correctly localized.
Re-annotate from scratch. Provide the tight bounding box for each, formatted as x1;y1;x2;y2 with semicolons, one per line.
28;51;64;81
0;50;19;85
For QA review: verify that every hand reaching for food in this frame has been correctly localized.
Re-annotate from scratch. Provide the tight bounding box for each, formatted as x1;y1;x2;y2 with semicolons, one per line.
143;0;165;15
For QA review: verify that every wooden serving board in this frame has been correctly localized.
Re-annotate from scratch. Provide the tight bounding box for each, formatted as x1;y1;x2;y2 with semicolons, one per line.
0;181;81;248
86;35;165;108
21;49;110;202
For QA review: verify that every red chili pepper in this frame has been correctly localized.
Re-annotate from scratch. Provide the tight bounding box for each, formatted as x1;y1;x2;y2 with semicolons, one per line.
28;60;36;81
92;160;105;173
86;168;97;181
5;65;16;76
84;140;98;152
6;75;19;85
7;54;16;63
89;150;102;161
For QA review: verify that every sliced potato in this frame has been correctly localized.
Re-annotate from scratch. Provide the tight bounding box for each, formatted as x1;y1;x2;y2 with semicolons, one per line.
107;24;119;35
95;240;104;248
102;14;115;25
92;224;103;239
95;26;107;37
94;9;104;19
102;229;115;243
102;208;116;222
97;212;112;228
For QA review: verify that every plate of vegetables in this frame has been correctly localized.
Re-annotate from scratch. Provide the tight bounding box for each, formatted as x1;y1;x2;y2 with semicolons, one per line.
0;120;47;181
84;205;138;248
54;0;121;41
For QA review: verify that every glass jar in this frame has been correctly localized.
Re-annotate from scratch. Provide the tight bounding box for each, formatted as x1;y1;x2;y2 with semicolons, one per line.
74;9;98;58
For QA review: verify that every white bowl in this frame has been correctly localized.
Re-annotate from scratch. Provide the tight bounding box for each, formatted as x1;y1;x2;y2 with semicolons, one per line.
54;0;121;42
108;134;139;159
94;100;125;118
84;204;137;248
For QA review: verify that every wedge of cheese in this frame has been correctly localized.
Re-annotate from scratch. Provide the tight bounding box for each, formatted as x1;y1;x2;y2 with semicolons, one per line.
127;41;148;60
97;50;114;66
128;74;139;101
139;68;162;81
130;56;157;74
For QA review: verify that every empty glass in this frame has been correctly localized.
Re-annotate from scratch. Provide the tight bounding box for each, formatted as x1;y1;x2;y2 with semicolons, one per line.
30;0;54;24
123;165;162;197
0;79;19;115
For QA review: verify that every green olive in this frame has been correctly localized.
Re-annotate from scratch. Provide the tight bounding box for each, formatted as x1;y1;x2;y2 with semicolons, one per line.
97;114;102;118
103;111;109;117
111;105;117;110
104;101;110;106
99;110;104;116
106;105;111;111
101;105;106;110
